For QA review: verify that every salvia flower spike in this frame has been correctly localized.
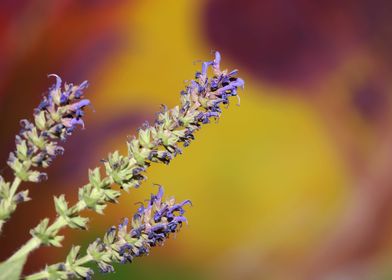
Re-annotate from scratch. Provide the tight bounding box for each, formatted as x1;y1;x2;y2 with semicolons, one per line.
0;75;90;231
6;52;243;264
104;51;244;191
25;186;191;280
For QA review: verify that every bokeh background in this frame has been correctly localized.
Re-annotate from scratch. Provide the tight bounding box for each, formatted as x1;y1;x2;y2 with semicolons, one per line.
1;1;392;279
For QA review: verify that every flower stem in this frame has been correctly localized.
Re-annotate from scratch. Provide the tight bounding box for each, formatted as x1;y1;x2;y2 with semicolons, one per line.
24;271;49;280
24;255;93;280
8;212;82;263
74;255;93;266
47;216;68;233
7;237;42;262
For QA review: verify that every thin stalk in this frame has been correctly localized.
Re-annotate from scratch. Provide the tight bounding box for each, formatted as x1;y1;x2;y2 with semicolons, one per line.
6;213;82;262
46;216;68;233
24;255;93;280
7;237;41;262
23;271;50;280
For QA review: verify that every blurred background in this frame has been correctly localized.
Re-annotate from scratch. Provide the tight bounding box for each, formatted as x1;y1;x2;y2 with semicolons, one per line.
1;0;392;279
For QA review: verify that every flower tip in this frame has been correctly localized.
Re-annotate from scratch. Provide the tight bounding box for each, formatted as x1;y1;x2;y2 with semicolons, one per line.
181;199;192;207
47;74;62;89
155;185;164;199
121;217;129;227
37;172;48;182
80;80;89;89
214;51;221;65
236;78;245;89
69;99;91;112
107;226;116;235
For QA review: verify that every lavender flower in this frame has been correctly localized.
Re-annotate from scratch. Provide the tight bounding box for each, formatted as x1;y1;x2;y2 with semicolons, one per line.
104;51;244;191
0;75;90;229
5;52;243;270
25;186;191;280
9;74;89;177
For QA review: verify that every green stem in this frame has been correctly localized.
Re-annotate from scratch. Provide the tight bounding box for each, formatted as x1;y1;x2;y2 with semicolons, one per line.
47;216;68;233
6;216;68;264
24;271;49;280
24;255;93;280
7;204;86;263
75;254;93;266
7;237;42;262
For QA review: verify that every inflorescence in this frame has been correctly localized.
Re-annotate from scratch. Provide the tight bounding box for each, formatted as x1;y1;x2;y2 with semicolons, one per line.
9;51;243;260
103;51;244;191
27;51;240;247
26;187;191;280
0;75;89;227
2;52;244;280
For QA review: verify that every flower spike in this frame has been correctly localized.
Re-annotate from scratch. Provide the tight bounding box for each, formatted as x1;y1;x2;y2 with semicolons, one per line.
6;52;243;275
25;187;191;280
0;75;90;231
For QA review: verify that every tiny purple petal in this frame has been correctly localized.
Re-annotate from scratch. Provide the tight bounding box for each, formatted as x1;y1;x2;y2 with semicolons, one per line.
62;118;85;129
150;224;165;232
156;186;164;200
75;80;89;98
174;216;187;223
69;99;90;111
48;74;62;90
213;51;221;67
79;80;89;90
201;61;214;75
180;199;192;207
233;78;245;89
119;218;129;229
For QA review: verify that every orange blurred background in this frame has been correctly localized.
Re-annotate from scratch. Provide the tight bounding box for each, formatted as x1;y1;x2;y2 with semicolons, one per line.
1;1;392;279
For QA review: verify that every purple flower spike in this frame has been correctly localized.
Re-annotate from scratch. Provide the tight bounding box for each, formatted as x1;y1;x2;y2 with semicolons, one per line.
99;51;245;193
0;73;92;232
4;74;91;207
82;186;191;276
14;52;244;280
